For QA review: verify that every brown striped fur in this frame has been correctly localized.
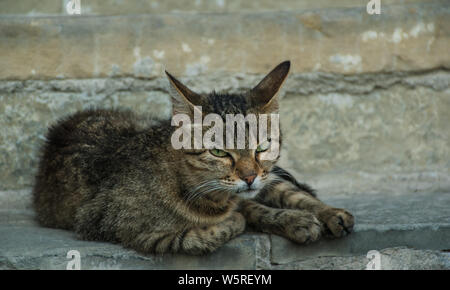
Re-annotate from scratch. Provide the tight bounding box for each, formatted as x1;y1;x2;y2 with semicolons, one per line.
33;61;353;255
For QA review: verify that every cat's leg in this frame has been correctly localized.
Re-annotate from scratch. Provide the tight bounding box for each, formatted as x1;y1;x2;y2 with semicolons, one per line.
74;193;113;241
128;211;246;255
256;175;354;238
238;199;322;244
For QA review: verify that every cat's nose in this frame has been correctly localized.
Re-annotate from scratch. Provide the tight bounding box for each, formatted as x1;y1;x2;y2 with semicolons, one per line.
242;174;257;186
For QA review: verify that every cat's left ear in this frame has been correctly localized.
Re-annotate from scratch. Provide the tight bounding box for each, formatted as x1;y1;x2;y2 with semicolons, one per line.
165;71;203;116
249;60;290;113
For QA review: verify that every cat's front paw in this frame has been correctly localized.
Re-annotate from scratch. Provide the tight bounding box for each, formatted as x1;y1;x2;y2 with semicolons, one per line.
281;211;322;244
317;207;354;238
228;211;246;235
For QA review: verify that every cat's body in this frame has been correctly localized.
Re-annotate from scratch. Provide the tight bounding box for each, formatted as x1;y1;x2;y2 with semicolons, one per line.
33;61;354;255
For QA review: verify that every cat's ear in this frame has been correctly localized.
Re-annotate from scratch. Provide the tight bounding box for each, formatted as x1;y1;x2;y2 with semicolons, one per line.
166;71;203;116
249;60;290;113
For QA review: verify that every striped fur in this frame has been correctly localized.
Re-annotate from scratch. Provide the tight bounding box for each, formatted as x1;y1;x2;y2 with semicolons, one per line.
32;61;353;255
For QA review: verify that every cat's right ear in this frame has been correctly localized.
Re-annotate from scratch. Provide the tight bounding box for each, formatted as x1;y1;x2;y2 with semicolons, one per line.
249;60;290;113
165;71;203;116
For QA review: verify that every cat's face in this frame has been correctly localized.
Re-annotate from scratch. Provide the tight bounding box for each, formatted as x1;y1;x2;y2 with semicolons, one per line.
181;141;277;199
167;61;290;199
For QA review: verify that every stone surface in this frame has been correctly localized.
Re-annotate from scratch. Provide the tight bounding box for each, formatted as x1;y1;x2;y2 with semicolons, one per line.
0;189;449;269
271;191;450;264
1;2;449;193
1;71;449;193
0;3;449;80
1;0;448;270
0;0;63;15
0;0;439;16
271;247;450;270
0;225;270;270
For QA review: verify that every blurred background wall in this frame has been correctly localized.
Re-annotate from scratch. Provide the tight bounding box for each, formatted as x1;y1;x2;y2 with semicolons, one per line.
0;0;449;194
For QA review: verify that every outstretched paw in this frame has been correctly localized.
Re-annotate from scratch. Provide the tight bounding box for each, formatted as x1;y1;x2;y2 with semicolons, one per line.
282;211;322;244
318;207;354;238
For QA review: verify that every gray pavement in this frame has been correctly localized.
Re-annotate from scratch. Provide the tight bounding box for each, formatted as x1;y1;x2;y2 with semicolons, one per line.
0;190;449;269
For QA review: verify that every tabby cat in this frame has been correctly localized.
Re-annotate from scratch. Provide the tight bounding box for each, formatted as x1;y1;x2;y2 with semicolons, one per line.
33;61;354;255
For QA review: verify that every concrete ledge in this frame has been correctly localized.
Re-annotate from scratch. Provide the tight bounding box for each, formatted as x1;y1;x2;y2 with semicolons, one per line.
1;189;448;269
0;226;271;270
272;192;450;264
1;3;449;80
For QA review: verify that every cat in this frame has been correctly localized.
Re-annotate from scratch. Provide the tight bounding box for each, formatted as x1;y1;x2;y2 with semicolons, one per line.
32;61;354;255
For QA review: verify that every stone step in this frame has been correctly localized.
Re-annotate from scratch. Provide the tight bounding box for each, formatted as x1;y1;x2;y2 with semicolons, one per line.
1;189;448;269
1;71;449;193
1;2;448;81
1;0;439;16
1;3;449;195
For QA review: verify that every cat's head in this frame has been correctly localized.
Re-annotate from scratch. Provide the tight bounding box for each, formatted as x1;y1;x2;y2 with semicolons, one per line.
166;61;290;199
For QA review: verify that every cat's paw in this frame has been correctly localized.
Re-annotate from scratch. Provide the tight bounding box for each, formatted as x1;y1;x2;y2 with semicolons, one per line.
317;207;354;238
282;211;322;244
228;211;246;235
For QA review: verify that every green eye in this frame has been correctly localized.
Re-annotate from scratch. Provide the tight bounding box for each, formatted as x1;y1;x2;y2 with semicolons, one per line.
210;149;228;157
256;140;271;153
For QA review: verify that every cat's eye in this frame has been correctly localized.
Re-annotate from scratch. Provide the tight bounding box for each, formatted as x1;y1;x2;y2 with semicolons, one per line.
256;139;271;153
209;149;229;157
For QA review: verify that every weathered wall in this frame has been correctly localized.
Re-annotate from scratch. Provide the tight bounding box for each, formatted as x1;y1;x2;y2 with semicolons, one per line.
0;2;449;194
2;4;449;79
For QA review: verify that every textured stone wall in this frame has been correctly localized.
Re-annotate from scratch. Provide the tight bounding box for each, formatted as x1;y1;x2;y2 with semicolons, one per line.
0;2;449;194
2;4;449;79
